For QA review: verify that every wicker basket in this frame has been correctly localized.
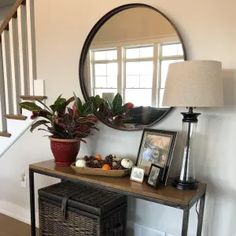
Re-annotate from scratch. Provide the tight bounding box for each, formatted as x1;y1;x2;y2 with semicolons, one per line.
38;181;127;236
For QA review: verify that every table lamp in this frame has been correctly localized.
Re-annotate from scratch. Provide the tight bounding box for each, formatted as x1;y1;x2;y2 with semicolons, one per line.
162;60;223;190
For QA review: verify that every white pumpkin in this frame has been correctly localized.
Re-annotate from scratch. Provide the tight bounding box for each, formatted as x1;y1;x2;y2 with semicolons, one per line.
113;155;121;161
75;159;86;168
121;158;134;169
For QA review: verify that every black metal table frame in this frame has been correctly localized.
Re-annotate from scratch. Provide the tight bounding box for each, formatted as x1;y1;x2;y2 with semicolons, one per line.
29;168;206;236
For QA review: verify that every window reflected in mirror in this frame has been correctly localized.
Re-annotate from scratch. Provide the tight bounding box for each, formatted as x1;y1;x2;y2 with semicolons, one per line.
89;43;184;107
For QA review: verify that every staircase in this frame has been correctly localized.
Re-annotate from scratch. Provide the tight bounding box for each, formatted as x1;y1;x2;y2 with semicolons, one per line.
0;0;45;156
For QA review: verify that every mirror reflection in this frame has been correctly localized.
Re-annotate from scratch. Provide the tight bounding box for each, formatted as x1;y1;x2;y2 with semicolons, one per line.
80;5;186;130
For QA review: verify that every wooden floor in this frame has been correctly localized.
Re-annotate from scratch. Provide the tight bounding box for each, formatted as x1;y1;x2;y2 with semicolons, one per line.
0;213;31;236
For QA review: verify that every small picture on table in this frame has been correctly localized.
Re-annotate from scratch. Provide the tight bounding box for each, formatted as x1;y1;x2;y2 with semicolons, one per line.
147;164;164;188
136;129;177;185
130;167;145;183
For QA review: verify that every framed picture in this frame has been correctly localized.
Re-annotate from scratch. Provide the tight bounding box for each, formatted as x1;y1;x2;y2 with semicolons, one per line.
130;167;145;183
136;128;177;185
147;164;164;188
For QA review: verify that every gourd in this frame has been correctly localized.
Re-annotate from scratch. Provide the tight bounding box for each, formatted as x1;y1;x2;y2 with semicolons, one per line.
121;158;134;169
75;159;86;168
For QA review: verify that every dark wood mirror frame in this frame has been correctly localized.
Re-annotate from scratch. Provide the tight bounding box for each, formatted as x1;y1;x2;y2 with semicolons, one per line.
79;3;187;131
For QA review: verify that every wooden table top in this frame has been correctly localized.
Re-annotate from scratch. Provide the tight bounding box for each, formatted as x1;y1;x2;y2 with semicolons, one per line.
30;160;206;209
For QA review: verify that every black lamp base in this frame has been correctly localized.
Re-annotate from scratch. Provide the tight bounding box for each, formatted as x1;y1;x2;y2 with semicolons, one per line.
172;178;198;190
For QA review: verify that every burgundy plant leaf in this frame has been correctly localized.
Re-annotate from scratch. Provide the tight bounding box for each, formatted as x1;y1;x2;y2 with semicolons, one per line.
31;111;39;119
23;94;99;140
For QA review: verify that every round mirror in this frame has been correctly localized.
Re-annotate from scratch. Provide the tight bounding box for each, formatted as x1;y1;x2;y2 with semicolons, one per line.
79;3;187;130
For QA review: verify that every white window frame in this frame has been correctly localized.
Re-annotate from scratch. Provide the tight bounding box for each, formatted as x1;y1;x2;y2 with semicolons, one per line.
157;42;185;107
123;44;154;106
90;48;119;97
89;41;184;107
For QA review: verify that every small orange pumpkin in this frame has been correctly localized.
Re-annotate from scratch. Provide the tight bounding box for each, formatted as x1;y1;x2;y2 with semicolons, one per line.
102;164;111;171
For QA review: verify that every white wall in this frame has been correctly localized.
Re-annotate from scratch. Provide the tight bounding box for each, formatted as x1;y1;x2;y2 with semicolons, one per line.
0;0;236;235
0;4;12;23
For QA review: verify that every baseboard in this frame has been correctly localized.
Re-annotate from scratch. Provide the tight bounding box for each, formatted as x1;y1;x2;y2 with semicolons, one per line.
0;200;39;227
0;208;29;225
127;221;176;236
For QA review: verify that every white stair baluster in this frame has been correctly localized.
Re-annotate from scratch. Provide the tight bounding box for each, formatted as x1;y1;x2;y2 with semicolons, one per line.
1;30;14;115
17;3;30;96
9;18;21;115
0;40;11;137
26;0;36;95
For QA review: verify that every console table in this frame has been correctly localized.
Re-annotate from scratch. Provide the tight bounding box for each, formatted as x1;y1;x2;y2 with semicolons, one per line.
29;160;206;236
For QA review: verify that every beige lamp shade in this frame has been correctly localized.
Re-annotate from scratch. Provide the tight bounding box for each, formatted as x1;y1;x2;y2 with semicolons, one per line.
162;60;223;107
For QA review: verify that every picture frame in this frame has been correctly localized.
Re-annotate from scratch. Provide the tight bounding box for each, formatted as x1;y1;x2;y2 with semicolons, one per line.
147;164;164;188
136;128;177;185
130;167;145;183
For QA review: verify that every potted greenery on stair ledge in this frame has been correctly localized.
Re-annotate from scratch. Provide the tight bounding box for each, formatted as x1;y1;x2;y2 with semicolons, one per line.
20;95;98;166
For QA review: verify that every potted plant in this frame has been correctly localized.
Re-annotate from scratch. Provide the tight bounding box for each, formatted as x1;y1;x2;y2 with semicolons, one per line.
19;95;98;166
90;93;134;127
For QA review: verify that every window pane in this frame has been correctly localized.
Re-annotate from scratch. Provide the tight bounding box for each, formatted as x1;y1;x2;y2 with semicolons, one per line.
94;49;117;60
126;48;140;59
161;43;183;57
126;46;153;59
126;76;152;89
140;75;152;88
126;61;153;76
126;76;140;88
106;50;117;60
107;63;118;76
95;76;106;87
126;61;153;89
140;46;153;58
125;89;152;106
94;51;106;60
95;64;106;76
107;76;117;88
139;61;153;75
126;62;139;75
160;59;183;88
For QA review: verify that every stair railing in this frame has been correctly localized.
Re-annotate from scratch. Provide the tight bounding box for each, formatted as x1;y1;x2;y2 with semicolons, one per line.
0;0;38;137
